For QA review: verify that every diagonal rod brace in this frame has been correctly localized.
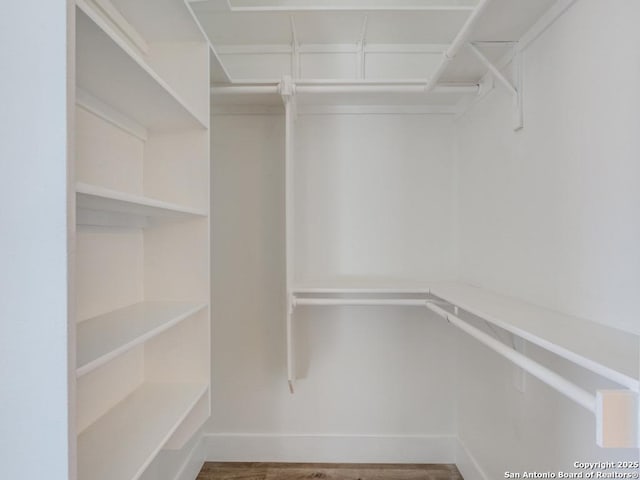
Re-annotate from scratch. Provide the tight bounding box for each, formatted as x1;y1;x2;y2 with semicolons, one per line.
468;42;518;96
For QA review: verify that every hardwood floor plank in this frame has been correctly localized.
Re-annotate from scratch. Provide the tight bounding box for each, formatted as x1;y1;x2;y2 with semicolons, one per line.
197;463;463;480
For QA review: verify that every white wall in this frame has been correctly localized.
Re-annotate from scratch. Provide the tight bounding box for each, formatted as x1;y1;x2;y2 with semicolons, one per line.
294;115;456;287
456;0;640;336
0;1;73;478
208;113;457;461
455;0;640;477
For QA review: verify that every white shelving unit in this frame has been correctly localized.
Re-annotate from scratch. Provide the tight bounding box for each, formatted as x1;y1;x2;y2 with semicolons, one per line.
78;382;208;480
73;0;210;478
429;283;639;391
77;301;208;377
293;287;433;306
287;281;640;448
76;4;207;131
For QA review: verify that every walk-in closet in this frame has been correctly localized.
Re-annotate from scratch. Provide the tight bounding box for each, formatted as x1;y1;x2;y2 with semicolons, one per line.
1;1;639;480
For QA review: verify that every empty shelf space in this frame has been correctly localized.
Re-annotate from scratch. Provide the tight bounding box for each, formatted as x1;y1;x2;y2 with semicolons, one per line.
76;4;206;132
78;382;208;480
430;282;639;391
76;182;207;227
77;301;207;377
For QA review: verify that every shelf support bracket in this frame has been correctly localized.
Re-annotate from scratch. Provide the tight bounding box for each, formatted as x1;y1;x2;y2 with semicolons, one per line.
290;16;300;79
356;15;368;79
279;75;296;114
468;42;524;131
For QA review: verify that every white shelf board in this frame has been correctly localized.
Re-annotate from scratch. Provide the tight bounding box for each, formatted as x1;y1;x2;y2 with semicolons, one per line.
293;276;436;292
193;5;471;46
292;286;434;307
76;183;207;226
77;302;207;377
440;0;559;83
78;382;208;480
430;282;640;391
110;0;206;43
76;5;207;132
293;287;431;294
469;0;557;45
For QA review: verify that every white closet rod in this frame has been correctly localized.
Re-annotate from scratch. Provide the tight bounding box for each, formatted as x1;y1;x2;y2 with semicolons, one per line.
425;302;597;413
211;83;479;96
212;85;280;95
295;85;477;94
294;298;428;307
425;0;493;93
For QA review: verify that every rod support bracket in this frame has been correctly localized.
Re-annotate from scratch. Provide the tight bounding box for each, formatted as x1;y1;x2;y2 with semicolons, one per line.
279;75;296;101
512;51;524;131
289;294;297;313
468;42;524;131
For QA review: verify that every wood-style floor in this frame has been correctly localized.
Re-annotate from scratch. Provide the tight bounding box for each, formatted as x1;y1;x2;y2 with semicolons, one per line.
197;463;464;480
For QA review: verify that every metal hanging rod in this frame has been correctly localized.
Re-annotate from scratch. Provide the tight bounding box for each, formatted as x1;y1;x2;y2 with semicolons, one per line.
425;301;597;413
294;298;429;307
212;85;280;95
211;82;479;96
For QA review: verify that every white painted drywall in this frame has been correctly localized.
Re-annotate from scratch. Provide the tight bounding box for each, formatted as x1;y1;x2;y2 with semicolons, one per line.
0;1;73;478
456;0;640;336
455;0;640;477
294;115;456;287
207;114;457;460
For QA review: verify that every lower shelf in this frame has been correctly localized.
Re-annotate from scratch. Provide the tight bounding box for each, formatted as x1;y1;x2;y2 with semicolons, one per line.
78;382;208;480
76;301;208;377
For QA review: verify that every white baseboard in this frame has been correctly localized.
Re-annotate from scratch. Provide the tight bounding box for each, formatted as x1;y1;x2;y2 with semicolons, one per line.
455;437;488;480
174;435;205;480
202;433;457;464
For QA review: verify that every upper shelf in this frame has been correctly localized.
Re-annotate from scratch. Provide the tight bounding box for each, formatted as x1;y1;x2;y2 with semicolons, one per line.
192;0;561;88
76;182;207;227
76;4;207;132
196;8;472;46
430;282;639;391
